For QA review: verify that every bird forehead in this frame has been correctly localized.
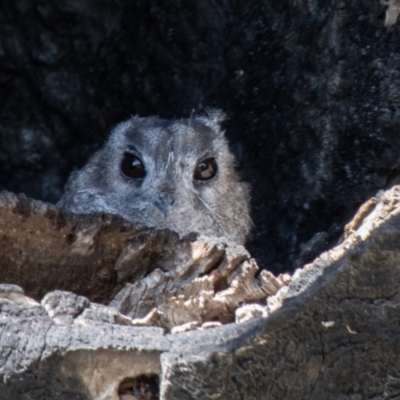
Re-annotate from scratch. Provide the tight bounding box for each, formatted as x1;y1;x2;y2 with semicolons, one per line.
123;120;217;157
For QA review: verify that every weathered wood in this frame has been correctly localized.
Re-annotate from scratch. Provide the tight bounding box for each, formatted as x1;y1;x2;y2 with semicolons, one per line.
2;187;400;399
0;191;286;331
0;191;191;303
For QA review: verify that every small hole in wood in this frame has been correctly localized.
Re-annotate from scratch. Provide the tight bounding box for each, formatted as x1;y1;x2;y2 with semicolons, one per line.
118;374;159;400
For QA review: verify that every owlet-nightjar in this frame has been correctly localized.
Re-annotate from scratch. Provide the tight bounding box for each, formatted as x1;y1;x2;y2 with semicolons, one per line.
58;112;252;244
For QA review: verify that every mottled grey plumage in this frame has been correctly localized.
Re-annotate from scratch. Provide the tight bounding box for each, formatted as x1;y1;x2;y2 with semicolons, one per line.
58;112;252;244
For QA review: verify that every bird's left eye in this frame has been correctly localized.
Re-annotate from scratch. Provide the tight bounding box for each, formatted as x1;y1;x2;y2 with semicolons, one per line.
193;158;218;181
121;153;146;179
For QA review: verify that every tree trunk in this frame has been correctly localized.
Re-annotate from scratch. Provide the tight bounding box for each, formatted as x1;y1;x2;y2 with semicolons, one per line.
1;187;400;399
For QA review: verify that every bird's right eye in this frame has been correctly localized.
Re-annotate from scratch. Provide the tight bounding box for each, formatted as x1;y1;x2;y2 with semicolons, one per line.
120;153;146;179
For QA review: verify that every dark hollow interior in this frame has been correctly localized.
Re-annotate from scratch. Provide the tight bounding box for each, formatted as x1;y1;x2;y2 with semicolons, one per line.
1;0;399;273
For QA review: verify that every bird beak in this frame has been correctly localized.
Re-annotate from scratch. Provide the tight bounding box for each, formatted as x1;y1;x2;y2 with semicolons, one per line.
154;195;175;218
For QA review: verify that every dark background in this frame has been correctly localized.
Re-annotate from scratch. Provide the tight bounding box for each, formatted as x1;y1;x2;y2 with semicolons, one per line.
1;0;399;273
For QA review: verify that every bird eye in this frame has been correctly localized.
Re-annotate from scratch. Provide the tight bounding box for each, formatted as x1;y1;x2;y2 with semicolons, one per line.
121;153;146;179
193;158;218;181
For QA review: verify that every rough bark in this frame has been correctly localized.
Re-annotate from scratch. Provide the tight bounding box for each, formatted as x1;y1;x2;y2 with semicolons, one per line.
0;191;193;303
2;187;400;399
0;191;287;329
1;0;400;272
